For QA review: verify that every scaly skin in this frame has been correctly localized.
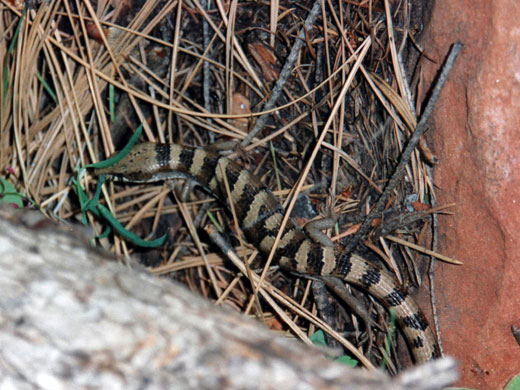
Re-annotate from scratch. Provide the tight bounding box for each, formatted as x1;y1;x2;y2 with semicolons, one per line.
95;142;440;362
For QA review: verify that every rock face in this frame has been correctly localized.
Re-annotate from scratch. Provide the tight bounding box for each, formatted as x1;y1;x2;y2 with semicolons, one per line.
421;0;520;388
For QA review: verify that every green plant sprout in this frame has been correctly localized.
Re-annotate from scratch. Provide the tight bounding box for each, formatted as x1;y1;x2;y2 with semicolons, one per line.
72;123;166;248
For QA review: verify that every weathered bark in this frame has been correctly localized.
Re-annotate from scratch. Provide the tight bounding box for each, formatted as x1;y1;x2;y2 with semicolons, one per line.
0;206;457;389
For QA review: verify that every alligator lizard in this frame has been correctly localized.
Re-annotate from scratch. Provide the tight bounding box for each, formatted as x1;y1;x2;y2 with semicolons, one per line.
94;142;440;363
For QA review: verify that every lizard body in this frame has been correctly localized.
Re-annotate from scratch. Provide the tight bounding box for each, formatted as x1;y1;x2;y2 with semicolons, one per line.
95;142;440;363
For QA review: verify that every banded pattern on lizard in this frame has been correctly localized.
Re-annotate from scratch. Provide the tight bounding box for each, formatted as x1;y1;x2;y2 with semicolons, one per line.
94;142;440;363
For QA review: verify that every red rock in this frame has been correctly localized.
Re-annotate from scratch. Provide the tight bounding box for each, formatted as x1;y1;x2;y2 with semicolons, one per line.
420;0;520;388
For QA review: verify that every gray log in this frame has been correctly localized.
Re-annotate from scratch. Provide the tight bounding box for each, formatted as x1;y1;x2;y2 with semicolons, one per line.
0;206;457;389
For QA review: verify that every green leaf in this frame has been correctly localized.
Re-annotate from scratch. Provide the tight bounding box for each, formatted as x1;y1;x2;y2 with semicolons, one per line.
3;9;25;104
73;124;168;247
309;330;327;347
309;330;358;367
207;210;224;233
505;374;520;390
71;170;165;248
70;176;100;225
109;84;115;122
96;203;166;247
85;123;143;170
35;71;57;104
0;177;24;208
335;355;358;367
380;308;397;370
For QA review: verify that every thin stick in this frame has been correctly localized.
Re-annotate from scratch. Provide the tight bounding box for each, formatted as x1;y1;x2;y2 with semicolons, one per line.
201;0;214;143
171;187;222;298
252;37;371;299
241;0;322;146
343;41;463;255
385;235;463;265
427;164;444;356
